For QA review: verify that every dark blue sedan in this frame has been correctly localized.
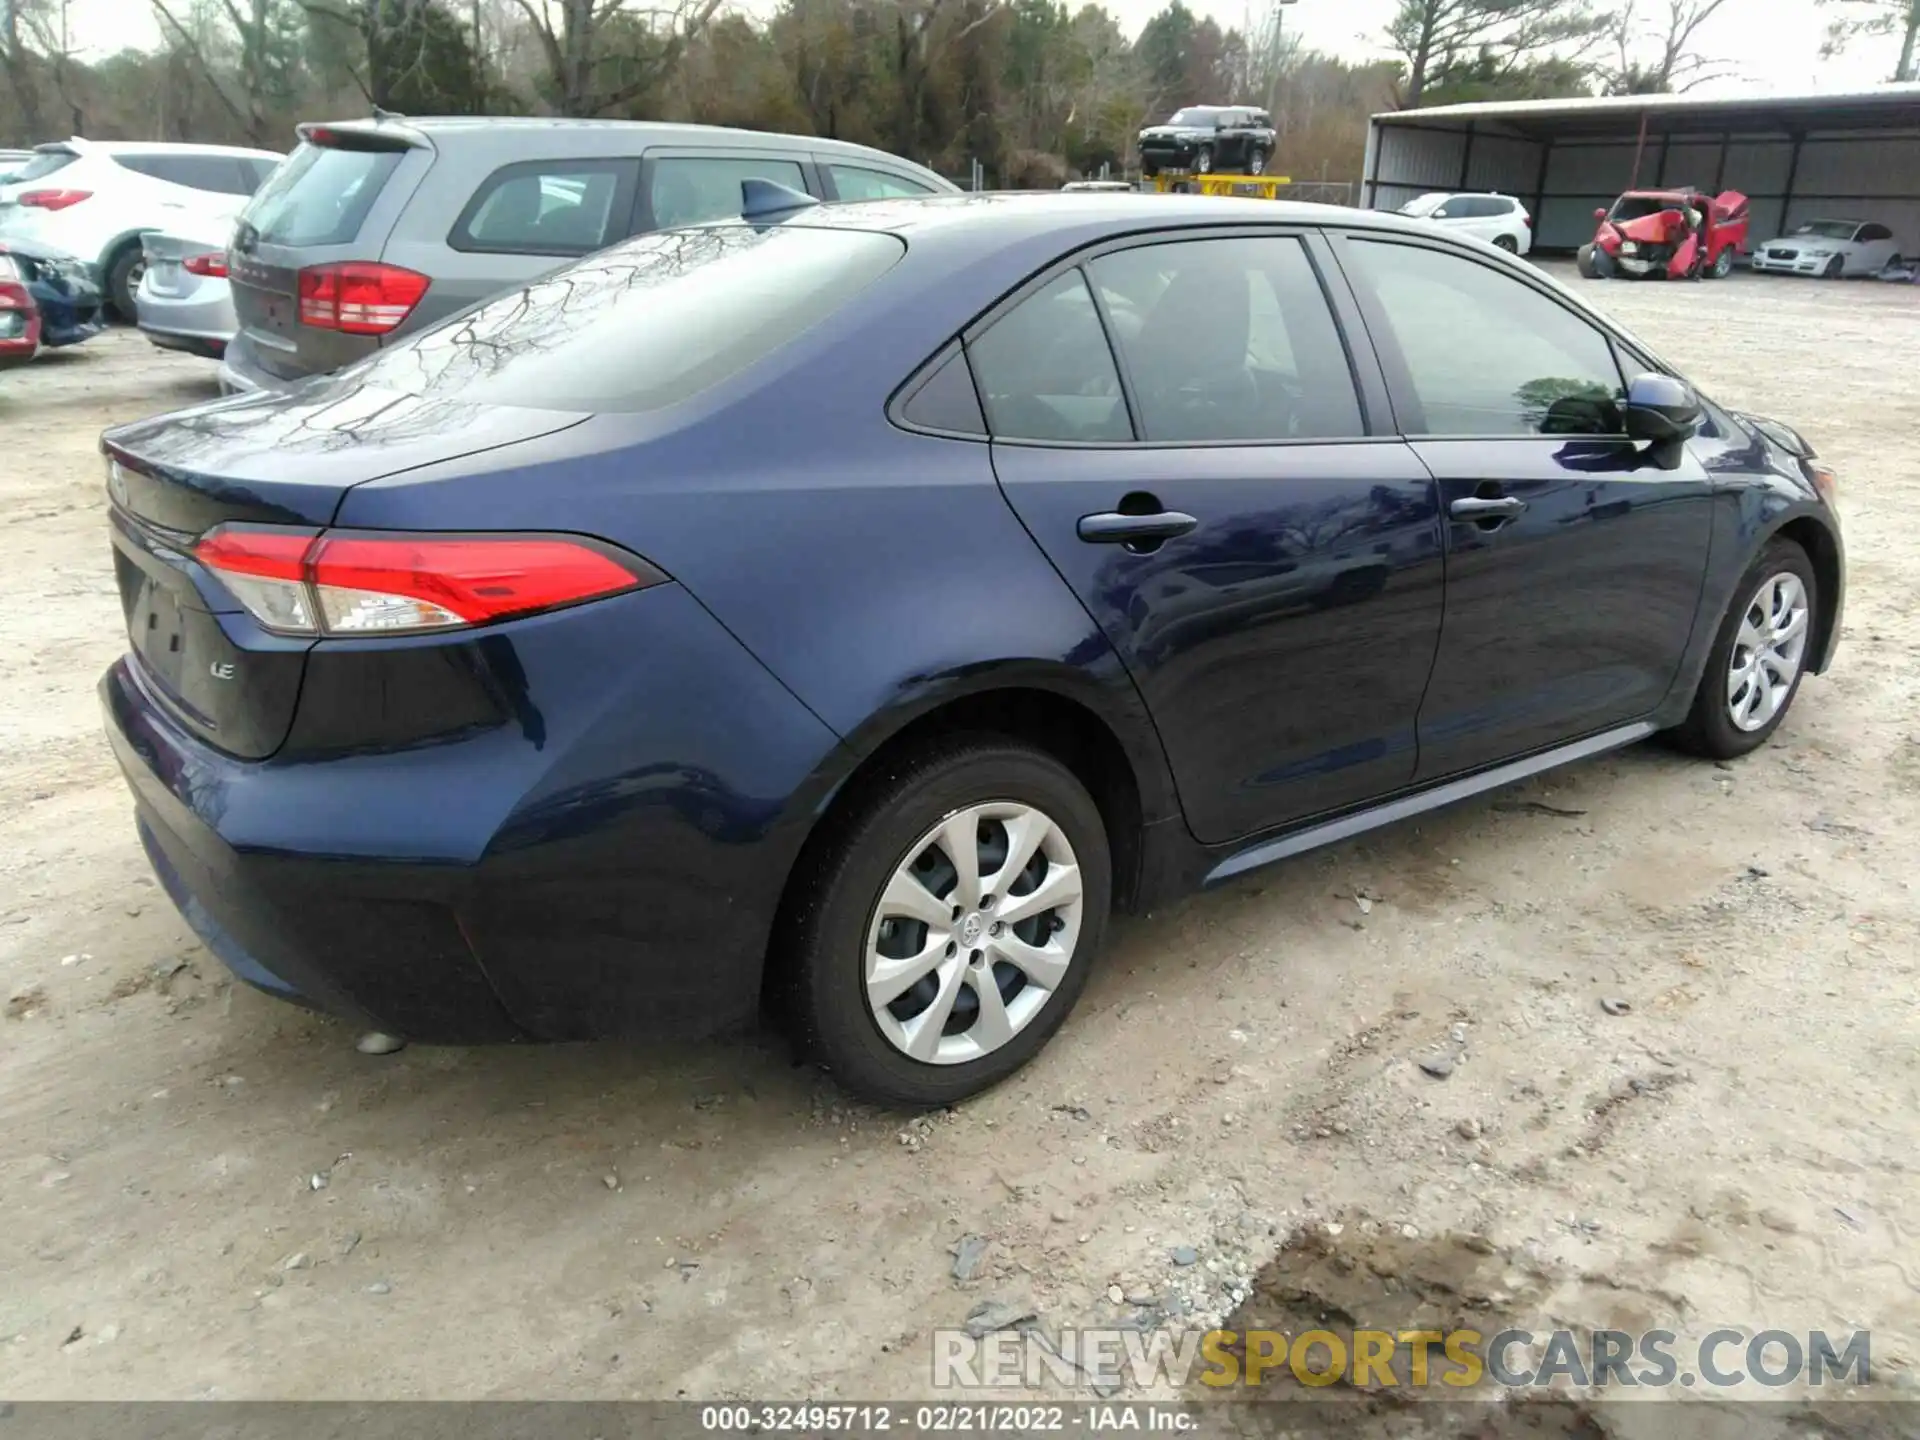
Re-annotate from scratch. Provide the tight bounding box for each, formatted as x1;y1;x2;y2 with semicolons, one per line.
99;193;1844;1105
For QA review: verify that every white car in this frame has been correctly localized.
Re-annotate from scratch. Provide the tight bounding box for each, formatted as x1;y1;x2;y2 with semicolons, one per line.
1396;191;1532;254
0;138;280;319
1750;219;1903;278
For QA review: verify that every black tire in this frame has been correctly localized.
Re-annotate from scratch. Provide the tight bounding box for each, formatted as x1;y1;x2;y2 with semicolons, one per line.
788;736;1111;1108
1194;146;1214;175
1142;163;1159;179
1710;246;1735;279
106;242;146;323
1824;254;1845;280
1667;539;1819;761
1577;243;1599;278
1493;233;1519;253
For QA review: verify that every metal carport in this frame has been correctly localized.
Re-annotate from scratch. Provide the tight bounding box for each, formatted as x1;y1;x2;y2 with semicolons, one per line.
1361;86;1920;254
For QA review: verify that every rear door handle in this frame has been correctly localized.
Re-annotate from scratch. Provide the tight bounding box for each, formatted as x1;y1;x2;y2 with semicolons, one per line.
1449;496;1528;519
1077;511;1199;544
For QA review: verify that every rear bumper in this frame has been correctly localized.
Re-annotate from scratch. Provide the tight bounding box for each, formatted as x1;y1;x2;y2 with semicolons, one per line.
143;326;228;359
100;583;851;1044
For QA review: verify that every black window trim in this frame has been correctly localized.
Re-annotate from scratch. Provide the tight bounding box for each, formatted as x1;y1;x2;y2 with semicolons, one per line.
447;156;641;257
1326;228;1641;443
634;146;822;233
888;224;1394;450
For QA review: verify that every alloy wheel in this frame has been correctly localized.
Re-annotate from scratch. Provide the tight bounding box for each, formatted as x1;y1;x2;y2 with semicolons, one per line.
864;802;1083;1066
1195;148;1213;174
1248;150;1266;175
1726;572;1809;732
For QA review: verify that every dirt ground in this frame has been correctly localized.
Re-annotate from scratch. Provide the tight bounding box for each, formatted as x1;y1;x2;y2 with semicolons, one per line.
1;269;1916;1413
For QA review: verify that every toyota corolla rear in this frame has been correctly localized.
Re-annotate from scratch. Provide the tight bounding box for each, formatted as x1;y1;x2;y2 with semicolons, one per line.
99;221;906;1044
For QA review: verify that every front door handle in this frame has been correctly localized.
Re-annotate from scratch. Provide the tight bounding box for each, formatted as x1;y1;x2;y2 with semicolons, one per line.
1077;510;1199;545
1449;495;1528;520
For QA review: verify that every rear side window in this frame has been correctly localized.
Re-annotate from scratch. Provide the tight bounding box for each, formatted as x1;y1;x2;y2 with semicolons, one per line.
353;224;902;413
242;142;403;247
9;149;77;184
452;160;636;256
968;270;1129;443
1346;239;1625;437
1859;223;1892;241
829;165;935;201
650;155;807;228
1088;236;1363;442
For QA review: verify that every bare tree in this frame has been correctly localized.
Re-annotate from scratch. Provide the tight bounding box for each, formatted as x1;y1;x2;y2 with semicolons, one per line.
1385;0;1609;107
150;0;293;142
3;0;47;137
507;0;722;115
1603;0;1739;92
1820;0;1919;81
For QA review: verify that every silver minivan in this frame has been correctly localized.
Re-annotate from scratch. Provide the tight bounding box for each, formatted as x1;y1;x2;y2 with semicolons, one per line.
221;117;956;392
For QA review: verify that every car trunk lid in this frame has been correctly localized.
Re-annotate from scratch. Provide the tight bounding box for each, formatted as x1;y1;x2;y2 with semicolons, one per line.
103;381;588;759
229;123;430;382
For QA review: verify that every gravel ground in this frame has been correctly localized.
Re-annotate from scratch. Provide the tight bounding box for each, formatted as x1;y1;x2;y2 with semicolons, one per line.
1;269;1916;1411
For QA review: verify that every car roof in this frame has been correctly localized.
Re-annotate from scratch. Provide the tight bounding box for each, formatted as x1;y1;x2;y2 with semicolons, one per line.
781;190;1454;245
37;138;282;159
311;116;947;170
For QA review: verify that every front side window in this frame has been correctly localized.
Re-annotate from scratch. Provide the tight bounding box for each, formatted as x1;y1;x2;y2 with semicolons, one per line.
350;225;902;414
650;155;807;229
1346;239;1625;437
454;161;631;255
968;270;1128;443
1088;236;1364;443
829;165;935;201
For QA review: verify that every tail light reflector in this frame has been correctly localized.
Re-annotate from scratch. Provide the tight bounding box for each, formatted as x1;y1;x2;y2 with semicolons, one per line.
17;189;92;211
193;526;661;636
183;252;229;278
297;262;429;335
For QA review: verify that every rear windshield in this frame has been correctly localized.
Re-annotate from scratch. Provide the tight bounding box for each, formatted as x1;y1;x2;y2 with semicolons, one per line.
351;224;904;413
241;141;402;246
8;149;77;185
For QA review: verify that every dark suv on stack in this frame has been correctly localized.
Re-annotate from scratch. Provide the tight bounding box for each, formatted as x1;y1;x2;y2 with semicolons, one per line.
219;117;954;392
1137;106;1276;177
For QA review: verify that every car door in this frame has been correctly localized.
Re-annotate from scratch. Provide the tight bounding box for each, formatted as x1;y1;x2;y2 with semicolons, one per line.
1855;222;1896;272
1334;233;1714;781
970;231;1447;844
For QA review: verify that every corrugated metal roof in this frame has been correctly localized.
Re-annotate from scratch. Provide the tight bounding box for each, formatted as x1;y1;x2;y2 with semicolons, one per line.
1374;84;1920;135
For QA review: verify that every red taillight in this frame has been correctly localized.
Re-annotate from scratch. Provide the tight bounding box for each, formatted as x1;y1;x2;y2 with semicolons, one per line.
1522;214;1533;227
0;279;41;353
183;252;229;278
17;188;91;211
192;526;659;636
297;262;429;335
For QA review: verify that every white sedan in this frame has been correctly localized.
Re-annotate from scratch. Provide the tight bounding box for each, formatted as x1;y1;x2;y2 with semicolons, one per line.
1750;219;1903;278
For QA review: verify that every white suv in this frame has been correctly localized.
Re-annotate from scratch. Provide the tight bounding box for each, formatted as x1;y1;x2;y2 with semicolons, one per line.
1396;191;1533;254
0;139;281;319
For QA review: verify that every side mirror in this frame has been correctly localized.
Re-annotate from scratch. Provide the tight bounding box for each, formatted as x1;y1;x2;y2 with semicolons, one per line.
1593;207;1608;222
1624;372;1701;446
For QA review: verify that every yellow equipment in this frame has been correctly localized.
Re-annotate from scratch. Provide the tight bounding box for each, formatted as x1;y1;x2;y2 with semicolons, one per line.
1152;173;1292;199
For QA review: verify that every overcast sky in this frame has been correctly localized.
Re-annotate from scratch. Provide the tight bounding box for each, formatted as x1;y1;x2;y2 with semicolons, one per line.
65;0;1903;95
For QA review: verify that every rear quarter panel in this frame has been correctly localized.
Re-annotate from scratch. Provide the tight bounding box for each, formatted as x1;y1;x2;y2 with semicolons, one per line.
334;225;1185;825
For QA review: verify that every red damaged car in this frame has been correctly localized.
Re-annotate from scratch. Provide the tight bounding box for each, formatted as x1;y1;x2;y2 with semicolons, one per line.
1578;188;1749;280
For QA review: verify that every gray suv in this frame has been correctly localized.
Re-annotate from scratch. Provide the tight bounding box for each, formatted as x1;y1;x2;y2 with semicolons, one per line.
219;117;956;392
